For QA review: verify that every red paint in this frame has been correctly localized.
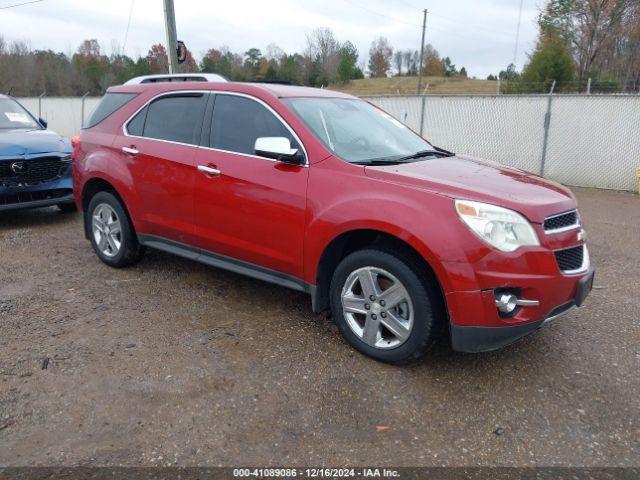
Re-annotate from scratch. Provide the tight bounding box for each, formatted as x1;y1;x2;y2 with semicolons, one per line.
73;81;591;331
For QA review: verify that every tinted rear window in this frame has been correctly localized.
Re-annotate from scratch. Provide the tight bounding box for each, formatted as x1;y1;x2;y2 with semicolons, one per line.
126;106;147;136
83;93;137;129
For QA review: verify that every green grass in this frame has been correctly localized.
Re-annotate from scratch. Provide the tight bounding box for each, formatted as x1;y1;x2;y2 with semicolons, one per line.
330;76;497;96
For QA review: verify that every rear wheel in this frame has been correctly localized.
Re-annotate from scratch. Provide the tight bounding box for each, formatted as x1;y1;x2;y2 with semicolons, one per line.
87;191;144;268
330;248;440;364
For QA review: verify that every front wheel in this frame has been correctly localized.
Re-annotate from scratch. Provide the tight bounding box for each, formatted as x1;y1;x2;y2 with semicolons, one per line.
330;248;440;364
86;191;144;268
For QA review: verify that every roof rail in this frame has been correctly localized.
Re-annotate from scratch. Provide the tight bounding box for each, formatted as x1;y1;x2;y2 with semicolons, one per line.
249;80;302;86
124;73;228;85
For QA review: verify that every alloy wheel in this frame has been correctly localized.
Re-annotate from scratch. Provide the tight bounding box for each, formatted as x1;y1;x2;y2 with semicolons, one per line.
340;266;414;349
92;203;122;258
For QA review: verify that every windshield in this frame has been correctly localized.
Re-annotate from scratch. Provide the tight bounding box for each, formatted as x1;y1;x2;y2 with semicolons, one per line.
284;97;433;164
0;98;40;130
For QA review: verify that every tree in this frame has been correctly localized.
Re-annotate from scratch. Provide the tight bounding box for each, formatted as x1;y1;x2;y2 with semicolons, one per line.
422;44;443;76
538;0;638;81
179;48;198;73
306;28;341;85
146;44;168;74
393;50;404;76
403;50;417;75
521;33;574;84
244;48;262;73
279;53;303;84
459;66;468;78
368;37;393;77
265;43;285;62
73;39;108;94
337;41;359;83
499;63;519;81
442;56;457;77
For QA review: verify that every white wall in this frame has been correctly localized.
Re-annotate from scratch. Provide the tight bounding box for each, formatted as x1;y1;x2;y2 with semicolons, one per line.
16;94;640;191
17;96;101;139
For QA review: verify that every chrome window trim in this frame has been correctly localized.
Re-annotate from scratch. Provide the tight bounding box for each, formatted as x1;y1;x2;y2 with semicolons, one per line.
121;90;309;167
544;209;581;234
554;244;590;275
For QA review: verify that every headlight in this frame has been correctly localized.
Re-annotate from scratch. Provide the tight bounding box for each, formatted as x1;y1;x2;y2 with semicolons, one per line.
455;200;540;252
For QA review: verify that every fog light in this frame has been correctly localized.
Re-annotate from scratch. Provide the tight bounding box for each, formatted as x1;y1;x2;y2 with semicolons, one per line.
496;293;518;314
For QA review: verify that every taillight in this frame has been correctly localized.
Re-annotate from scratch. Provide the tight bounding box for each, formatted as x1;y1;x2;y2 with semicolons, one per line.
71;135;80;161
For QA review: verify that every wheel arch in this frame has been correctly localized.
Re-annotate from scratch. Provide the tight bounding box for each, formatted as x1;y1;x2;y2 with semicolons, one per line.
311;228;448;320
81;177;133;240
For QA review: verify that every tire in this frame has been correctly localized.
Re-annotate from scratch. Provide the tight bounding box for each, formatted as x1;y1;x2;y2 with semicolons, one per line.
329;248;440;364
57;202;77;213
86;191;144;268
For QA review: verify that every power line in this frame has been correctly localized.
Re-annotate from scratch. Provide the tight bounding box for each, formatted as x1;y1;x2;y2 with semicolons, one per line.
122;0;135;54
342;0;422;27
394;0;423;10
428;12;515;37
342;0;516;42
0;0;43;9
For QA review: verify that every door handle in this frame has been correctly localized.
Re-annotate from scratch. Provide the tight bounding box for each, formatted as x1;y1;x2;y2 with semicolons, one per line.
197;165;221;176
122;146;139;155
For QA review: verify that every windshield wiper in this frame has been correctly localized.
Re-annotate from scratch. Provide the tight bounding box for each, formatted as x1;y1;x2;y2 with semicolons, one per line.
395;149;455;162
351;158;413;166
351;147;456;166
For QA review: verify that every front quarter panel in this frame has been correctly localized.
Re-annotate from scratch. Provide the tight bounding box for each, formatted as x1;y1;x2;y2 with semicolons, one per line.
303;156;480;292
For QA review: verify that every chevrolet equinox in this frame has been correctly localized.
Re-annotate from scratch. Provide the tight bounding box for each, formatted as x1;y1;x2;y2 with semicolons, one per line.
73;79;594;363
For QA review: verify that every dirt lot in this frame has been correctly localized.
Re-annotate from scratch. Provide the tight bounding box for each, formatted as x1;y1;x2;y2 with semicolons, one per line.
0;187;638;467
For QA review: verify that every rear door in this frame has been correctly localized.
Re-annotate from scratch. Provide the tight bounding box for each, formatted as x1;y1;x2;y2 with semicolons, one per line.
192;93;309;278
113;92;208;244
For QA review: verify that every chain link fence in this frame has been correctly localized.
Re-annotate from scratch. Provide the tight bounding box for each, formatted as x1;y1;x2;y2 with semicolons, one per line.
366;94;640;191
16;93;640;191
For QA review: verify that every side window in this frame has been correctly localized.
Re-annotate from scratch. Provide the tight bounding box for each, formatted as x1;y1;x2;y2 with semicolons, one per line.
126;106;147;136
141;94;207;145
211;95;299;156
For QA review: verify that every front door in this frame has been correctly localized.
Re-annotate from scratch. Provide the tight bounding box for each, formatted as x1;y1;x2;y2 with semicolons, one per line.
193;93;309;278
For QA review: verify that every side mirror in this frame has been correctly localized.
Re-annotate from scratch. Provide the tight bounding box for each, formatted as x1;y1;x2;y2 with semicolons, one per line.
254;137;303;164
39;117;48;129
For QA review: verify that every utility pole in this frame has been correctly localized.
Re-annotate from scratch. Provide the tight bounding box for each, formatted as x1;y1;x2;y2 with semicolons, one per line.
163;0;179;74
417;9;428;94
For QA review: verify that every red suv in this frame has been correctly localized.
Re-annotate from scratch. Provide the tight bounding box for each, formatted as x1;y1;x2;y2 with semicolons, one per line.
73;79;594;363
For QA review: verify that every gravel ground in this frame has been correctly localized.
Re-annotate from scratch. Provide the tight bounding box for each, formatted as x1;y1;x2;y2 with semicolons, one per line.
0;187;638;467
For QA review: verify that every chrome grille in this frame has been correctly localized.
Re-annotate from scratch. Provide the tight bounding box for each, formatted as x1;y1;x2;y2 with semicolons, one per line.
544;210;579;233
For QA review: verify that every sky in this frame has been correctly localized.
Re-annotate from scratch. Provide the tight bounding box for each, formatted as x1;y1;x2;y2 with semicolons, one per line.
0;0;541;78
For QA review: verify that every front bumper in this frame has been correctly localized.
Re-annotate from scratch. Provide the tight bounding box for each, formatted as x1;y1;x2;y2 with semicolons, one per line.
450;269;595;353
0;188;74;211
0;163;73;212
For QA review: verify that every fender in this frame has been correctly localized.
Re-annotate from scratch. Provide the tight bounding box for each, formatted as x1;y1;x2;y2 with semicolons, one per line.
77;147;143;231
304;191;469;296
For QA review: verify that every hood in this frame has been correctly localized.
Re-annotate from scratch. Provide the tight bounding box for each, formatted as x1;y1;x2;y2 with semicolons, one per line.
364;154;576;223
0;129;71;157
